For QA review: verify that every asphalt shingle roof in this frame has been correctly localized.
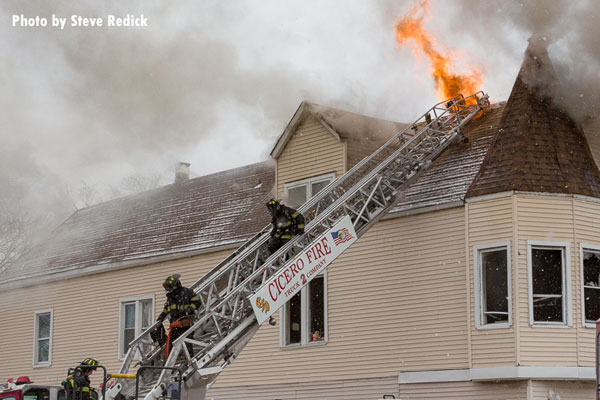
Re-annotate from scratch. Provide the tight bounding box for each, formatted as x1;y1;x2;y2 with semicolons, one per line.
3;162;274;285
466;40;600;199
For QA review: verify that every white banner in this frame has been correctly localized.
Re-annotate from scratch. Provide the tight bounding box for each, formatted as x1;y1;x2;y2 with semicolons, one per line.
250;215;357;325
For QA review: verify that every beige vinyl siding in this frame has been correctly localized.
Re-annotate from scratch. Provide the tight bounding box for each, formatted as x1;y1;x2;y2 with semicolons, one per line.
573;197;600;364
0;249;232;386
467;196;516;367
345;136;381;170
276;116;345;196
399;380;527;399
529;380;595;400
515;195;578;365
207;376;398;400
214;206;468;387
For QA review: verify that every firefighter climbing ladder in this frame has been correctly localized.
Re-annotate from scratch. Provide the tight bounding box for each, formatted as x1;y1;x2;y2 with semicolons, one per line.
104;91;490;400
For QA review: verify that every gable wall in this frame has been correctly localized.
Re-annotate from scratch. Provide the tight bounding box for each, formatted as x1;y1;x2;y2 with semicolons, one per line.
276;116;345;197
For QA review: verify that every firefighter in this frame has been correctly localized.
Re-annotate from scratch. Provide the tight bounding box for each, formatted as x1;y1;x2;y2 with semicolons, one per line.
266;198;305;255
64;358;98;400
154;274;201;357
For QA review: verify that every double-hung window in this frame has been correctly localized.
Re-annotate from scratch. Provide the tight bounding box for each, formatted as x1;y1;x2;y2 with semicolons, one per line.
281;273;326;347
280;173;334;347
474;242;511;328
284;173;335;209
581;245;600;327
33;309;53;366
527;241;571;326
119;296;154;358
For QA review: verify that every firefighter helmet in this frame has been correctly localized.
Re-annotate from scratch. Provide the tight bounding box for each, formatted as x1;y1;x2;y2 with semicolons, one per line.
266;198;280;209
80;358;98;371
163;274;182;293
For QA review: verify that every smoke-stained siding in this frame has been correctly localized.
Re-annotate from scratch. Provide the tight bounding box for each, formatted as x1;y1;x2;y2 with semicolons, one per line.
276;116;345;196
467;195;516;367
213;207;468;387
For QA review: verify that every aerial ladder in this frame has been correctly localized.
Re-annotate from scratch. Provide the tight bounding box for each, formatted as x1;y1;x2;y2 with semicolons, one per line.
104;91;490;400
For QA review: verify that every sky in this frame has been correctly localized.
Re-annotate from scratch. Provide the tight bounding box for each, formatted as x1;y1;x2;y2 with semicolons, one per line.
1;0;599;229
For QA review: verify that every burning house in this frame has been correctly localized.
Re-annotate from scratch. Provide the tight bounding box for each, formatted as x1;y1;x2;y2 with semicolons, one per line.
0;36;599;400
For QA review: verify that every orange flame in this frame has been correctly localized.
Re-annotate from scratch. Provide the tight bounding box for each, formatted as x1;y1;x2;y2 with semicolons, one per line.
395;0;483;103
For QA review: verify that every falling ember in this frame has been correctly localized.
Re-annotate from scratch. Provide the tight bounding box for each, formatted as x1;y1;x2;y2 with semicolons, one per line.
395;0;483;103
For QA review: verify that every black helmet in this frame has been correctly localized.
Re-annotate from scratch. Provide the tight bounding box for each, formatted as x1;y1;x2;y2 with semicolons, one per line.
80;358;98;371
266;198;280;209
163;274;182;293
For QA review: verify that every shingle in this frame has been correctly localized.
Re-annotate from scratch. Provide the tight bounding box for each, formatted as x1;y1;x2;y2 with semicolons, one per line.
393;103;506;212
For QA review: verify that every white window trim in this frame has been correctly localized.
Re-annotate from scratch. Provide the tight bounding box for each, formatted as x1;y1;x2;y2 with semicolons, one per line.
118;295;155;360
280;271;328;349
284;173;336;202
473;242;512;329
579;243;600;328
526;241;572;327
33;308;53;367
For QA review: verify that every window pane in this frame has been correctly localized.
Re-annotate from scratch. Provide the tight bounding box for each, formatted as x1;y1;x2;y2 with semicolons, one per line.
309;276;325;341
533;296;563;322
286;292;302;345
38;313;51;339
482;249;508;324
585;288;600;323
37;338;49;362
531;248;563;295
124;303;136;329
583;251;600;323
123;328;135;353
531;248;563;323
23;388;50;400
287;186;307;209
140;299;153;330
583;251;600;287
311;180;330;198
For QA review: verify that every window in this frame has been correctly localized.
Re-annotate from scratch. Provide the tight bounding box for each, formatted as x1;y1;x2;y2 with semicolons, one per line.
119;296;154;358
23;388;49;400
527;242;571;326
581;246;600;326
281;273;326;346
33;309;52;366
284;173;335;209
474;243;511;328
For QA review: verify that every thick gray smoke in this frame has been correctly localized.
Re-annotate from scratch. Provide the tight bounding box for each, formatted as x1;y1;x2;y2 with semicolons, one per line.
448;0;600;135
1;0;598;273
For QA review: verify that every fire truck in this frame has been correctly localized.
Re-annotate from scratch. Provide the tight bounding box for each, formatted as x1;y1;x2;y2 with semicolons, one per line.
0;377;65;400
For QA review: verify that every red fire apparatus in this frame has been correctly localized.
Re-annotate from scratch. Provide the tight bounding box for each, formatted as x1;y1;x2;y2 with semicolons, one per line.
0;377;64;400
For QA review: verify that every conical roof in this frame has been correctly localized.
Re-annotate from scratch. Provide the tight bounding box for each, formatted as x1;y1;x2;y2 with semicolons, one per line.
466;37;600;198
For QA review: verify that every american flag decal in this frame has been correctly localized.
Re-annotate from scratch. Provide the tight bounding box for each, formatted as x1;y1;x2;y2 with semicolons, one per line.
331;228;353;245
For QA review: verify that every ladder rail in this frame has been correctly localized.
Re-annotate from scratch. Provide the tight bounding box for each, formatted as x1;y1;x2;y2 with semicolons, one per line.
178;94;471;300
